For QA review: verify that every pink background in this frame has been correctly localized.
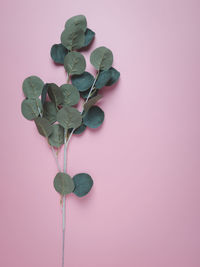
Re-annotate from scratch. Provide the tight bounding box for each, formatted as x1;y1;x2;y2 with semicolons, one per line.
0;0;200;266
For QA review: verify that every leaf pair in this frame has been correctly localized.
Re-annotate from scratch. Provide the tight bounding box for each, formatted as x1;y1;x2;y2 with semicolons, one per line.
51;28;95;65
21;76;44;120
60;15;95;52
54;172;93;197
43;83;80;108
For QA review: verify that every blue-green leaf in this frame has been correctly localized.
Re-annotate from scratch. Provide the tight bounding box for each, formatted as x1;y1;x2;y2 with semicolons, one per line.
50;44;68;64
95;70;111;89
83;105;104;129
73;173;93;197
83;28;95;47
71;72;94;92
106;67;120;86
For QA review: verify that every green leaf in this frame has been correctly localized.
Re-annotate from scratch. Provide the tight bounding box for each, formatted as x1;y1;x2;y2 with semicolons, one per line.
34;117;53;137
65;15;87;32
21;98;42;120
95;70;111;89
22;76;44;99
54;172;75;195
73;173;93;197
84;94;102;112
48;124;64;148
106;67;120;86
57;106;82;129
80;88;98;99
47;83;63;107
50;43;68;64
90;46;113;71
83;28;95;47
60;84;80;106
41;84;48;105
71;72;94;92
61;28;85;51
64;51;86;75
43;102;57;124
83;105;104;129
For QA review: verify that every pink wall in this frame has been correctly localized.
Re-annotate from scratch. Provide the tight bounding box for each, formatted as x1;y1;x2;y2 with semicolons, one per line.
0;0;200;266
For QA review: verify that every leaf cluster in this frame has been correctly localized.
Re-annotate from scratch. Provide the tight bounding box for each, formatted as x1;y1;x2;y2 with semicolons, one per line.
21;15;120;198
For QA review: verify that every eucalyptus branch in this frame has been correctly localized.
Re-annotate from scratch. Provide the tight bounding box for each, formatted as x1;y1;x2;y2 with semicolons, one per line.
21;14;120;267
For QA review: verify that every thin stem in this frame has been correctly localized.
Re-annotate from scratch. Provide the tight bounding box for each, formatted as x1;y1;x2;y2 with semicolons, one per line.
63;129;68;173
62;196;66;267
85;71;99;103
64;71;99;147
62;70;70;267
51;146;61;172
61;71;99;267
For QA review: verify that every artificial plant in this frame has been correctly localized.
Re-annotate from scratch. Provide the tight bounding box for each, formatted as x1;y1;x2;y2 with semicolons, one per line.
21;14;120;267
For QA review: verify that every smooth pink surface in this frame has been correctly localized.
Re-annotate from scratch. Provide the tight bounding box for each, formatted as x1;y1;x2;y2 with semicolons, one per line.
0;0;200;266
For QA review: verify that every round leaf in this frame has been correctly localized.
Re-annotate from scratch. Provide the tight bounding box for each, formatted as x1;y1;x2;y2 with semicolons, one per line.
61;28;85;51
43;102;57;124
54;172;75;195
106;67;120;86
64;51;86;75
34;117;53;137
48;124;64;148
50;43;68;64
60;84;80;106
47;83;63;107
83;28;95;48
90;46;113;71
21;98;42;120
95;70;111;89
57;106;82;129
65;15;87;32
23;76;44;99
83;105;104;129
71;72;94;92
73;173;93;197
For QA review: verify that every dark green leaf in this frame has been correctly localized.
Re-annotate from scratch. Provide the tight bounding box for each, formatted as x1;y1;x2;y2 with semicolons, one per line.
106;67;120;86
73;173;93;197
34;117;53;137
65;15;87;32
83;105;104;128
23;76;44;99
71;72;94;92
83;28;95;47
47;83;63;107
64;51;86;75
21;98;42;120
43;102;57;124
54;172;75;195
57;106;82;129
50;43;68;64
95;70;111;89
61;28;85;51
80;88;98;99
84;94;102;112
48;124;64;148
60;84;80;106
90;46;113;71
41;84;48;105
69;124;87;135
